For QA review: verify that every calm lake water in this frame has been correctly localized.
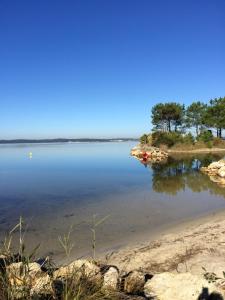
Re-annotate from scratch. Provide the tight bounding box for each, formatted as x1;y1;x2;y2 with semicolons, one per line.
0;142;225;260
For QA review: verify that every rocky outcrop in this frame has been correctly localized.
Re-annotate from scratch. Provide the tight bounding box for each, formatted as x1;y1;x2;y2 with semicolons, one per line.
144;272;224;300
201;159;225;186
102;266;119;290
6;261;53;298
131;145;168;163
30;274;52;297
3;256;225;299
53;259;101;281
123;270;146;294
218;166;225;178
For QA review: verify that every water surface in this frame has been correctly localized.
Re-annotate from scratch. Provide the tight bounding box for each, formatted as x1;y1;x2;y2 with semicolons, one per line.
0;142;225;260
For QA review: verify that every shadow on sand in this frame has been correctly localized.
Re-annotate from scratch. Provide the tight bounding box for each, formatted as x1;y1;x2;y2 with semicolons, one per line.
198;287;223;300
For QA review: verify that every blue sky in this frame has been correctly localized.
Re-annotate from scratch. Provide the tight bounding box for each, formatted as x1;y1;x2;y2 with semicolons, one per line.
0;0;225;139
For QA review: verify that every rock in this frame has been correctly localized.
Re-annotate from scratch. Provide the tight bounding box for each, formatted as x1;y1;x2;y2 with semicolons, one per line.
131;145;168;163
7;262;43;286
53;259;101;281
102;266;119;291
131;149;142;156
144;272;224;300
201;160;225;187
218;178;225;186
6;262;48;299
209;160;225;169
124;271;145;294
218;166;225;178
203;161;225;174
30;274;53;296
218;159;225;165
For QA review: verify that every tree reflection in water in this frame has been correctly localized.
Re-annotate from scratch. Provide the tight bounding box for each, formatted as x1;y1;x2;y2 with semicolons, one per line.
143;154;225;197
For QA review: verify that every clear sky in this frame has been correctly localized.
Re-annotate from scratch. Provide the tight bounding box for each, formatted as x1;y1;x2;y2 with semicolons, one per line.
0;0;225;139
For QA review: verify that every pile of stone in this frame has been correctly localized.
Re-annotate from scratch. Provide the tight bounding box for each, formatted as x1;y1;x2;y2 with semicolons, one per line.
1;256;225;300
201;159;225;186
131;145;168;163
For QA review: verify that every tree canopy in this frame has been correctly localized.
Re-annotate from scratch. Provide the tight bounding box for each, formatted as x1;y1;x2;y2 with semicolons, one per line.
151;102;184;132
186;101;207;135
151;97;225;138
203;97;225;138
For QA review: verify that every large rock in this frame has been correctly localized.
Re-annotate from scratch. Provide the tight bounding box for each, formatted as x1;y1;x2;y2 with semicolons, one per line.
102;266;119;291
201;160;225;187
30;274;53;296
144;272;224;300
7;262;43;286
53;259;101;281
217;166;225;178
209;160;225;169
202;160;225;174
6;262;49;299
123;271;145;294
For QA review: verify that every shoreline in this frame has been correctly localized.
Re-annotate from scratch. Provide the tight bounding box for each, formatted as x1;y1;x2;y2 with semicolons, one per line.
168;147;225;154
131;143;225;163
3;202;225;299
3;208;225;299
106;207;225;275
133;143;225;154
57;207;225;265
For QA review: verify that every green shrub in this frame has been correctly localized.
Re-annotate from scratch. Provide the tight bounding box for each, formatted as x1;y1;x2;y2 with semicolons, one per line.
197;130;213;143
147;134;152;145
140;134;152;145
206;141;213;148
182;133;195;145
152;131;183;148
140;134;148;144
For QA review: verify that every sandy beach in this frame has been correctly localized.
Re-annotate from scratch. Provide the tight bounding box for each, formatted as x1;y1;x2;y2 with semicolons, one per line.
106;208;225;278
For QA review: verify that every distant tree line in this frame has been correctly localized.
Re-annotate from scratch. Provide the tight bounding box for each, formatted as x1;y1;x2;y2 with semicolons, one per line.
151;97;225;138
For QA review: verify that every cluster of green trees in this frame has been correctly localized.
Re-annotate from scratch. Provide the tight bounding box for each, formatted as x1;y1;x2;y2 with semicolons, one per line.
151;97;225;138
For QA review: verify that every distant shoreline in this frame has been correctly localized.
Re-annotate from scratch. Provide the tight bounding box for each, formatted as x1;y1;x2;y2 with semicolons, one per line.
0;138;138;145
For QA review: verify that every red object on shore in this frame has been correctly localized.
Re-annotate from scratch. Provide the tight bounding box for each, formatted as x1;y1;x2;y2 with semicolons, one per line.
142;152;149;159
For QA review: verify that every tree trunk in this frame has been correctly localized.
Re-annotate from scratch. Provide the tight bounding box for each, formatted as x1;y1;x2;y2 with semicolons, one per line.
219;128;222;138
196;125;199;136
168;120;171;132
